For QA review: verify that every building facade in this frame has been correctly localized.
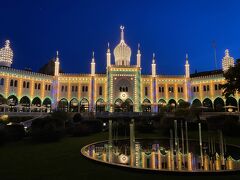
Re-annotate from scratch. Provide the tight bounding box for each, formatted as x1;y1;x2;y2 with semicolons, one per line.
0;27;239;113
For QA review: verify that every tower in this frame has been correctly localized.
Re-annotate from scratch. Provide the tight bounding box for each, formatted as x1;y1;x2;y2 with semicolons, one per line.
54;51;60;76
91;51;96;76
136;43;141;67
222;49;234;72
106;43;111;67
185;53;190;78
0;40;13;67
151;53;156;77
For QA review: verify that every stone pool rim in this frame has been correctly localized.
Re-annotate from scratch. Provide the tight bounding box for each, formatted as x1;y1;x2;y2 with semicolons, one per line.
81;138;240;175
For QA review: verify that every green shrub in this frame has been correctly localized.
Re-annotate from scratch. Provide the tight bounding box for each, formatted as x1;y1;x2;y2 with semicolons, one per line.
4;124;25;141
31;116;65;142
72;120;102;136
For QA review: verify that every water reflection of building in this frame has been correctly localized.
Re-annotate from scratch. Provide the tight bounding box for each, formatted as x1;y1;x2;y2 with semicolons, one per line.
0;26;239;113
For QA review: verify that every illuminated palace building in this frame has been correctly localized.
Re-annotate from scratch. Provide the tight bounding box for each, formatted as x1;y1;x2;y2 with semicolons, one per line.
0;27;238;113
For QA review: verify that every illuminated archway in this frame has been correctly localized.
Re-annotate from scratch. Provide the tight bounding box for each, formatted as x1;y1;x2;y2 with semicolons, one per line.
58;98;68;112
142;99;151;112
213;97;224;112
80;98;89;112
43;98;52;112
20;96;31;112
96;99;105;112
202;98;213;111
70;98;79;112
8;95;18;112
191;99;202;107
226;97;238;112
114;98;123;112
158;99;166;112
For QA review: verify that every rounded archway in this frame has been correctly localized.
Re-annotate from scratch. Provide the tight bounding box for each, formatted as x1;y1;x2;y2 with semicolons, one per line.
32;97;42;112
20;96;31;112
114;98;123;112
142;99;151;112
58;98;68;112
96;99;105;112
43;98;52;112
80;98;89;112
0;94;7;112
8;95;18;112
158;99;166;112
202;98;213;111
70;98;79;112
191;99;202;108
168;99;177;112
213;97;224;112
226;97;238;112
122;98;133;112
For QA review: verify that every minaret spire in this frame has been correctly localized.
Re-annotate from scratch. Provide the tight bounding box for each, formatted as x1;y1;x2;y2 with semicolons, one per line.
136;43;141;67
56;51;59;62
120;25;125;42
152;53;156;64
152;53;156;77
185;53;190;78
92;51;95;63
54;50;60;76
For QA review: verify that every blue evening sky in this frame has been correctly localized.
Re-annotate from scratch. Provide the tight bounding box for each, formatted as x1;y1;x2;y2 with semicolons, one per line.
1;0;240;75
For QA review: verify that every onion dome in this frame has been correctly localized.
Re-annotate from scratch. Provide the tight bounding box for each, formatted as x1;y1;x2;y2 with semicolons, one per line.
0;40;13;67
113;26;131;66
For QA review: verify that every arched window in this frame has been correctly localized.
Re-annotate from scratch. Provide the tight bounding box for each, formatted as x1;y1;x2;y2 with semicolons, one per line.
0;78;4;86
45;84;48;91
65;86;68;92
35;83;37;90
99;86;102;95
48;85;51;91
10;80;14;86
26;82;30;88
75;86;78;92
38;83;41;90
23;81;26;88
14;80;18;87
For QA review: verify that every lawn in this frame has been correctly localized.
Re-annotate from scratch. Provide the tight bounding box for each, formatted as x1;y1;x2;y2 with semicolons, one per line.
0;131;240;180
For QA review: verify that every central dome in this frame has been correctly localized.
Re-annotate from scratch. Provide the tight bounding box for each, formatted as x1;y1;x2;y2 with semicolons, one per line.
113;26;131;66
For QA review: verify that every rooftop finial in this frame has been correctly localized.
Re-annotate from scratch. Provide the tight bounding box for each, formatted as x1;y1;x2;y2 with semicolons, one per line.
120;25;125;41
152;53;155;64
92;51;95;63
107;42;110;53
186;53;188;60
56;50;59;62
225;49;229;57
5;40;10;48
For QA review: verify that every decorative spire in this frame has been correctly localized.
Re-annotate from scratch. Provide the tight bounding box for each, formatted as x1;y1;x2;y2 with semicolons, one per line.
225;49;229;57
5;40;10;48
185;53;189;64
92;51;95;63
137;43;140;54
56;51;59;62
120;25;125;42
107;42;110;53
152;53;155;64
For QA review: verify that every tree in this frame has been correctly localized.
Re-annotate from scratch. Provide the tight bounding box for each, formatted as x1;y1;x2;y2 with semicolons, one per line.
221;59;240;98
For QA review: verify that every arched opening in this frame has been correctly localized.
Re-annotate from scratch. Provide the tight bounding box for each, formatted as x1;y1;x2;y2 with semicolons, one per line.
96;99;105;112
80;98;89;112
158;99;166;112
114;98;123;112
122;98;133;112
70;98;79;112
168;99;177;112
20;96;31;112
191;99;202;107
142;99;151;112
43;98;52;113
32;97;42;112
213;97;224;112
8;95;18;112
58;98;68;112
0;94;7;112
226;97;238;112
202;98;213;111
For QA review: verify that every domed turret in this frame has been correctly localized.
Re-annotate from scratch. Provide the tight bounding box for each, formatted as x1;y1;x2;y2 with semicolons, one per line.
0;40;13;67
113;26;131;66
